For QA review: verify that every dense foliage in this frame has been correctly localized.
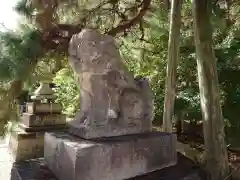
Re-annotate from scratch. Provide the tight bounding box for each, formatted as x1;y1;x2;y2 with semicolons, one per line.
53;67;80;117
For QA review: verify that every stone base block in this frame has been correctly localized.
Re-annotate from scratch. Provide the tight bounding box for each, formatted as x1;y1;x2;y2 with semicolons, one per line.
26;102;62;114
44;132;177;180
8;129;45;162
22;113;66;127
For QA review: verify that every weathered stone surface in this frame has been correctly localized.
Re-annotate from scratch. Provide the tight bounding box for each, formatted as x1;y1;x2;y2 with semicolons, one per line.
68;29;153;138
26;102;62;114
21;113;66;127
8;129;45;161
44;131;177;180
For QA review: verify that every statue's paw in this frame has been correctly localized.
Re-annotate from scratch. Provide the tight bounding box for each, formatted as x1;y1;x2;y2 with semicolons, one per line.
107;109;118;119
81;118;88;126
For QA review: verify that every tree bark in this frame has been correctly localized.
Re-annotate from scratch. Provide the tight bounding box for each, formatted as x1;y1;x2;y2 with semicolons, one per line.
163;0;182;132
192;0;229;179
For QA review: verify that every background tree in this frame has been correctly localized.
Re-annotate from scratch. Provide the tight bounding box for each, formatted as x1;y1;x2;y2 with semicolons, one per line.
192;0;229;179
163;0;182;132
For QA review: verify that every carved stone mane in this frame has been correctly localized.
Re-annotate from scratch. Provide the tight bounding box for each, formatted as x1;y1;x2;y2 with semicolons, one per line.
68;29;153;139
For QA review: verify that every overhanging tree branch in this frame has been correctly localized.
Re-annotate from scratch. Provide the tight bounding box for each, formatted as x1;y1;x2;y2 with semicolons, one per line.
38;0;152;53
107;0;151;36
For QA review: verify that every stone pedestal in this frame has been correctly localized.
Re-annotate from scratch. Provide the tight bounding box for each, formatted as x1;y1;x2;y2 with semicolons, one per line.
9;102;66;161
44;132;177;180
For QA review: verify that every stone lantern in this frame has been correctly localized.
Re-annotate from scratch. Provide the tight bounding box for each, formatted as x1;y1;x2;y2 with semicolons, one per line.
8;79;66;161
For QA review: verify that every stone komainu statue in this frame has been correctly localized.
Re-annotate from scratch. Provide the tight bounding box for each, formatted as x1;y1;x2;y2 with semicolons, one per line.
68;29;154;139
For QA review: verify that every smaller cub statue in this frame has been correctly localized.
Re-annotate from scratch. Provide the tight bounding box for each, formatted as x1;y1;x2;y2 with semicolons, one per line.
68;29;153;139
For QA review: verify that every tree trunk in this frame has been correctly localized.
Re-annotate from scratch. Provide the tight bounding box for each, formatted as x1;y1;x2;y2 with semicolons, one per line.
192;0;229;179
163;0;182;132
0;80;23;135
